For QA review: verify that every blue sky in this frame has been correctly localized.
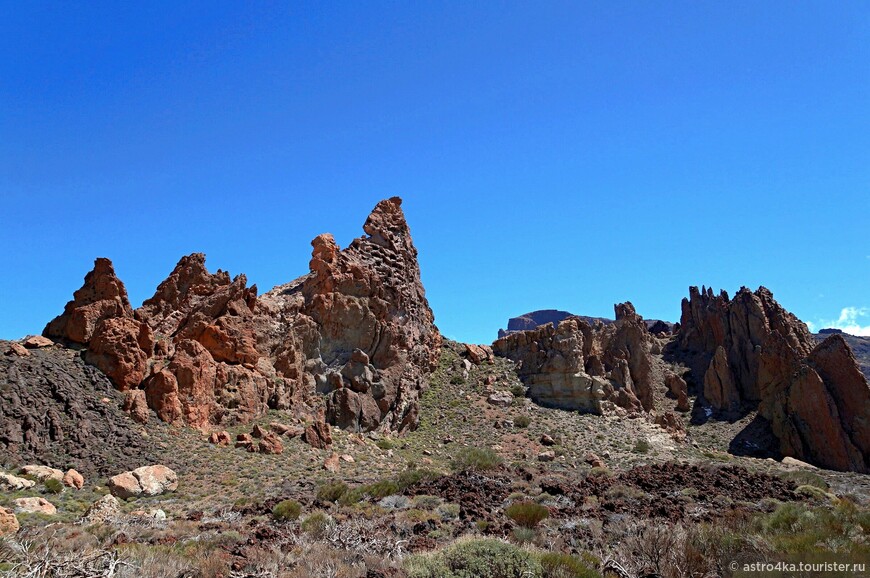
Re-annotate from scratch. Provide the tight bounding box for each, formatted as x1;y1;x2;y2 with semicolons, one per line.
1;2;868;343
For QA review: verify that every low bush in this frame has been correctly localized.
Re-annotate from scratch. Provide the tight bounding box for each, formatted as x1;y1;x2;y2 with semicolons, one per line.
397;468;441;492
539;552;601;578
779;470;829;490
317;480;349;503
514;415;531;428
405;537;544;578
632;439;651;453
301;511;331;538
510;385;526;398
505;501;549;528
451;447;503;472
44;478;64;494
272;499;301;521
512;526;536;543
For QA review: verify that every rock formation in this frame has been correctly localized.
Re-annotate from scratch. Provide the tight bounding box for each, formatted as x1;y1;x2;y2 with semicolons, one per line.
41;197;440;434
493;302;656;415
678;285;870;472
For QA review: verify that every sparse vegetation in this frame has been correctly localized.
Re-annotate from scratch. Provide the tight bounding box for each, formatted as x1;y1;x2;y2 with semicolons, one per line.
451;446;503;472
272;499;301;521
505;500;549;528
405;538;544;578
513;415;531;428
44;478;64;494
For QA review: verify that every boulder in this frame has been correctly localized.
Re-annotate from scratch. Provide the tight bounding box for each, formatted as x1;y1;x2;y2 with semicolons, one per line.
123;389;150;424
584;452;606;468
323;453;340;473
13;497;56;515
208;431;232;446
464;344;494;365
258;432;284;455
23;335;54;348
62;469;84;490
486;391;514;407
303;421;333;449
108;465;178;499
0;507;19;536
6;343;29;357
0;473;36;491
20;465;63;482
540;434;556;446
537;450;556;462
80;495;122;524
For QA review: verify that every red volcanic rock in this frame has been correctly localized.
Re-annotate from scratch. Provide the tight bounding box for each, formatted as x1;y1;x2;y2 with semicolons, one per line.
45;198;441;435
62;469;84;490
23;335;54;348
122;389;150;424
86;318;153;391
44;258;134;344
679;286;870;472
258;432;284;455
655;411;686;441
303;421;333;449
464;344;494;365
208;431;231;446
6;343;29;357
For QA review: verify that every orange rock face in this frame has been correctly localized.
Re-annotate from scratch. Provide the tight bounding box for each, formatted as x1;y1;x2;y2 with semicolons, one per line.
45;198;441;434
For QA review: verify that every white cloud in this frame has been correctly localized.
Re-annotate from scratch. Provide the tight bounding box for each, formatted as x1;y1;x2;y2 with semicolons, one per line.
815;307;870;337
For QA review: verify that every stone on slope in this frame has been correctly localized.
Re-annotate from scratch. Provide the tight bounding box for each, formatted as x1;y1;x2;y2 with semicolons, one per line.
63;469;85;490
108;465;178;499
13;497;56;515
0;507;19;536
0;473;35;491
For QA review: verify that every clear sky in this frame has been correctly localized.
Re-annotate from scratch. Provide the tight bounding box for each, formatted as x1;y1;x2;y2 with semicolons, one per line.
1;2;868;343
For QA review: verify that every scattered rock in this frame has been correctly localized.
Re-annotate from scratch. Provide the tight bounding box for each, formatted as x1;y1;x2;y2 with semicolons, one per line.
209;431;232;446
486;391;514;407
584;452;606;468
251;424;268;439
303;421;333;449
464;344;494;365
258;432;284;455
13;497;56;515
340;454;355;463
62;469;84;490
0;507;19;536
323;453;340;473
538;450;556;462
540;434;556;446
782;456;818;469
123;389;150;424
23;336;54;349
6;343;29;357
80;495;122;524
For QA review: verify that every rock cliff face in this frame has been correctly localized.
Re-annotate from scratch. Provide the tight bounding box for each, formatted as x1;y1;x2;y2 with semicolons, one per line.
678;286;870;472
41;197;440;433
493;302;656;415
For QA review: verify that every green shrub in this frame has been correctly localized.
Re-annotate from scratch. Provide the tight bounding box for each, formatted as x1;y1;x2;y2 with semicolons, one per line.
375;438;396;450
412;495;442;510
451;447;503;472
317;480;349;503
338;487;366;506
450;375;466;385
632;439;651;453
44;478;64;494
795;484;835;502
364;479;400;499
779;470;829;490
510;385;525;398
301;511;331;538
514;415;531;428
397;468;441;492
475;519;490;532
512;526;536;543
505;500;549;528
539;552;601;578
272;499;301;521
405;538;544;578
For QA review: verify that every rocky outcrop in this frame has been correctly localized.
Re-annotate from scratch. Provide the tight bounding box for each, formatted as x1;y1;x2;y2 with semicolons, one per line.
678;286;870;472
44;258;134;344
493;302;655;415
42;198;441;434
13;497;56;515
0;473;35;491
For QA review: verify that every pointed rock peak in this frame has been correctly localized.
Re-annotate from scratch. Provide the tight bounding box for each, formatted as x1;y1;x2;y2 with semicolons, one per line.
43;257;133;343
311;233;340;263
362;197;410;242
614;302;639;321
811;333;856;364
